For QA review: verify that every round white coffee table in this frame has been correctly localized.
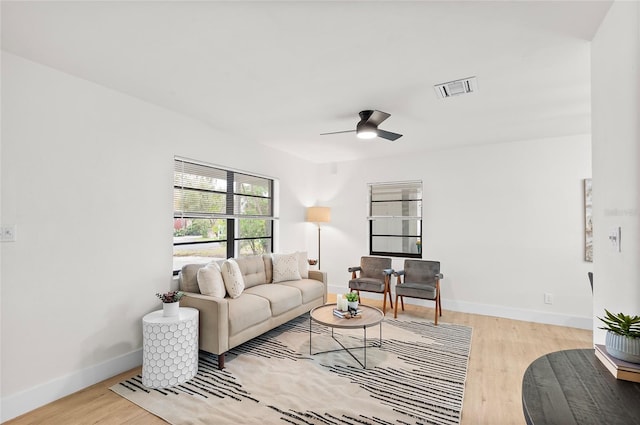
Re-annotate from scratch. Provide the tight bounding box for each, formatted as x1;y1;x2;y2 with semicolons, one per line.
142;307;199;388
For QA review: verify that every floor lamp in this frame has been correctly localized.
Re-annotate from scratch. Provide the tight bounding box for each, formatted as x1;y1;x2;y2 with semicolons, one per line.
306;206;331;270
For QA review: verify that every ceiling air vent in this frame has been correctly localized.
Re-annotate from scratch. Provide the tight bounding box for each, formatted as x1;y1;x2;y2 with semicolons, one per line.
434;77;477;99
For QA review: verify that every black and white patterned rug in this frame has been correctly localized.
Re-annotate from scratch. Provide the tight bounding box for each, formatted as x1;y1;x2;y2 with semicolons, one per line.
111;313;472;425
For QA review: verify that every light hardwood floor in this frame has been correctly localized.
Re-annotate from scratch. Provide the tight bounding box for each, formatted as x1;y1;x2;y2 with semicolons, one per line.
5;296;592;425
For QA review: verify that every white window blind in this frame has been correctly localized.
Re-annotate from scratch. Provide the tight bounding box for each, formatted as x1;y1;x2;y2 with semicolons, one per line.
368;181;423;258
173;157;275;272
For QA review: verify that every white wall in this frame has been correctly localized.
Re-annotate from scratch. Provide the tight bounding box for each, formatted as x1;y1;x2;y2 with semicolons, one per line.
319;135;593;329
591;0;640;344
0;52;317;421
1;22;602;418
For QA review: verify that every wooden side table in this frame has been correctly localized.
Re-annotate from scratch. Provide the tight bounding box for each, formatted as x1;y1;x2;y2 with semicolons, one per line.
142;307;199;388
522;349;640;425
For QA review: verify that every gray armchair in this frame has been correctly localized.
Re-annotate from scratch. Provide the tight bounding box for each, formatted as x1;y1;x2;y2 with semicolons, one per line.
393;260;443;324
348;256;394;314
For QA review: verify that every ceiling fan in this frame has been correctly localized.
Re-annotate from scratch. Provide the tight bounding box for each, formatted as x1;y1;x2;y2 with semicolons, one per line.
320;110;403;141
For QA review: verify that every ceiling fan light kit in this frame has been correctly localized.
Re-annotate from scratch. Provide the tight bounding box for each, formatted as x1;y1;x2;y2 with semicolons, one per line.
356;121;378;139
322;109;403;141
357;131;377;139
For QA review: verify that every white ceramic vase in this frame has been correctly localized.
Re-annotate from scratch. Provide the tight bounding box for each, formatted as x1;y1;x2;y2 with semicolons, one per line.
348;301;359;311
163;302;180;317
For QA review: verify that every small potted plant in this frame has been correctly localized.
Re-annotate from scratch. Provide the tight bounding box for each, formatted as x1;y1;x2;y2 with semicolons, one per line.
598;309;640;364
345;292;359;310
156;291;185;317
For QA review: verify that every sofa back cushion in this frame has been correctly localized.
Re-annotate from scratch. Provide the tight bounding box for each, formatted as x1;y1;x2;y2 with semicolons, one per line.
220;259;245;298
234;255;267;289
196;262;226;298
297;251;309;279
262;254;273;283
272;252;302;283
179;263;206;293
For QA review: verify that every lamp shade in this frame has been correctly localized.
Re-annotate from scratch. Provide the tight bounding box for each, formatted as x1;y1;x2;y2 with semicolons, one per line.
306;206;331;223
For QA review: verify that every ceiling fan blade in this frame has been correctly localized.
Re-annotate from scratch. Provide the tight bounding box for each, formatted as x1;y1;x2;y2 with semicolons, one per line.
320;130;356;136
366;110;391;126
377;129;403;141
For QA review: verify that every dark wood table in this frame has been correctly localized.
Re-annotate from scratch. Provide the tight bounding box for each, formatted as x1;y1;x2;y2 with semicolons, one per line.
522;349;640;425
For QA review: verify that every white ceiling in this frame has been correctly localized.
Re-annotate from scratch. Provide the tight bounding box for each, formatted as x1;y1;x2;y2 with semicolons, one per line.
1;1;612;164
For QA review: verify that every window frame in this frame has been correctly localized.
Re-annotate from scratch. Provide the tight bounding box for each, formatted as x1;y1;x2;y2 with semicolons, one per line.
173;157;276;274
368;180;423;258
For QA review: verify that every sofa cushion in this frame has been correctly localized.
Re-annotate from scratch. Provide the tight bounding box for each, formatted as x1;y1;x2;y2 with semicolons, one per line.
221;259;245;298
262;254;273;283
279;279;324;304
228;293;271;336
179;263;207;293
197;262;226;298
272;252;302;283
244;284;303;316
297;251;309;279
234;255;267;289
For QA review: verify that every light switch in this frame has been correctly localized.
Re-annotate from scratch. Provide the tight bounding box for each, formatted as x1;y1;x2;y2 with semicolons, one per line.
609;227;621;252
1;225;17;242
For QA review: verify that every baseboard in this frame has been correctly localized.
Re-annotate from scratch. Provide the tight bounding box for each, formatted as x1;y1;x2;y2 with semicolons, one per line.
442;299;592;330
327;285;592;330
1;349;142;422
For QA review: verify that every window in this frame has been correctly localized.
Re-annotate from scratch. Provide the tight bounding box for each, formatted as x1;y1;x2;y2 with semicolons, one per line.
368;181;422;258
173;157;275;273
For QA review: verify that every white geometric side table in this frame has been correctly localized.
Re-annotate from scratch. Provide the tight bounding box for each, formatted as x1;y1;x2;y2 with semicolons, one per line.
142;307;199;388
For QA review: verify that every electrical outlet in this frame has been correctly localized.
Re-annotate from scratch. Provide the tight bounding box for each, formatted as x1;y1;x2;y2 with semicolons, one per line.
1;225;17;242
544;293;553;305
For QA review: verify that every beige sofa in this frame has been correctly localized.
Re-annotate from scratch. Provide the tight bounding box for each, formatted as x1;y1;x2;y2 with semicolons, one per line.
178;253;327;368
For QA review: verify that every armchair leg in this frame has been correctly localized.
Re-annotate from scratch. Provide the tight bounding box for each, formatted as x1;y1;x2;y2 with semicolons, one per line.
217;353;225;370
394;294;399;318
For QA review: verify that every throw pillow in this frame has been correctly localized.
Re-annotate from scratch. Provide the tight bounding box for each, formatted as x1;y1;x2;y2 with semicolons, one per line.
197;262;226;298
297;251;309;279
220;259;245;298
272;252;302;283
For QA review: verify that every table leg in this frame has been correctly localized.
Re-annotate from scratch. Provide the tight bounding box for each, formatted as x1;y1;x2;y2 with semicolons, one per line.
309;315;312;355
364;326;367;369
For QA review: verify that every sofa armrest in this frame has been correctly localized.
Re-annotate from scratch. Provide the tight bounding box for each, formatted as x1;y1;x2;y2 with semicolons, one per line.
308;270;328;303
180;292;229;356
309;269;327;284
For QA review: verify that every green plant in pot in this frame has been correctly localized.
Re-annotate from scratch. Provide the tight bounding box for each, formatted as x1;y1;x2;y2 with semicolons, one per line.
156;291;185;303
345;292;359;310
156;291;185;317
598;309;640;364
